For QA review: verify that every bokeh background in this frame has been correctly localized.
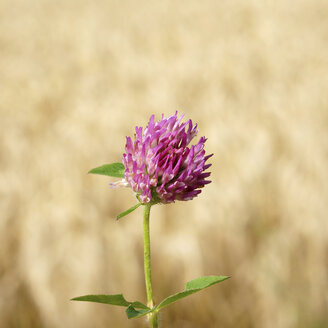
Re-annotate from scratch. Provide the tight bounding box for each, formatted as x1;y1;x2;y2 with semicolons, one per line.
1;0;328;327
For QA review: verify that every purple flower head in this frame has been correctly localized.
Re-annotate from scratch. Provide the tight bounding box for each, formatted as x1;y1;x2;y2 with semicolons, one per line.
122;112;213;204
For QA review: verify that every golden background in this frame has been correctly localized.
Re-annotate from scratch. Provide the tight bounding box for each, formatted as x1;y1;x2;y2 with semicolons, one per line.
1;0;328;327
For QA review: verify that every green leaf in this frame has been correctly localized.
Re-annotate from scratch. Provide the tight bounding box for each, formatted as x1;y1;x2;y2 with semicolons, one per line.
71;294;149;309
155;275;230;311
130;301;149;309
117;203;142;220
126;305;154;319
88;163;125;178
185;275;229;290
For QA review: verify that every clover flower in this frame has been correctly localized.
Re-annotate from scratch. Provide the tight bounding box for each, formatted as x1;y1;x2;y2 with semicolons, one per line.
122;112;213;204
75;113;230;327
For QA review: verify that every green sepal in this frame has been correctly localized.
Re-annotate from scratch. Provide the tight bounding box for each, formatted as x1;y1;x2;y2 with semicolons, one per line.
126;305;154;319
88;163;125;178
155;275;230;311
71;294;149;309
117;203;142;220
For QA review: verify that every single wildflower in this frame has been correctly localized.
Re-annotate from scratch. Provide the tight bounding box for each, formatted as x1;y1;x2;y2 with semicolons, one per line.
74;112;230;328
121;112;213;204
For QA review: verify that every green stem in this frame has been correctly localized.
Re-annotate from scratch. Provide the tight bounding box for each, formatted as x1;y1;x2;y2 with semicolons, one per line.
143;204;158;328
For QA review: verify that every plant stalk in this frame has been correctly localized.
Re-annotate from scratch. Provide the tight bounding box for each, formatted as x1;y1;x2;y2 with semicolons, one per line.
143;204;158;328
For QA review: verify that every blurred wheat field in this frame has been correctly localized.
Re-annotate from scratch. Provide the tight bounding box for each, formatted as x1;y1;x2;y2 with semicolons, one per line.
1;0;328;327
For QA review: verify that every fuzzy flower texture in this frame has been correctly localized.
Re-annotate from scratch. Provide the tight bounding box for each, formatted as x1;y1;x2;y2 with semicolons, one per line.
121;112;212;204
